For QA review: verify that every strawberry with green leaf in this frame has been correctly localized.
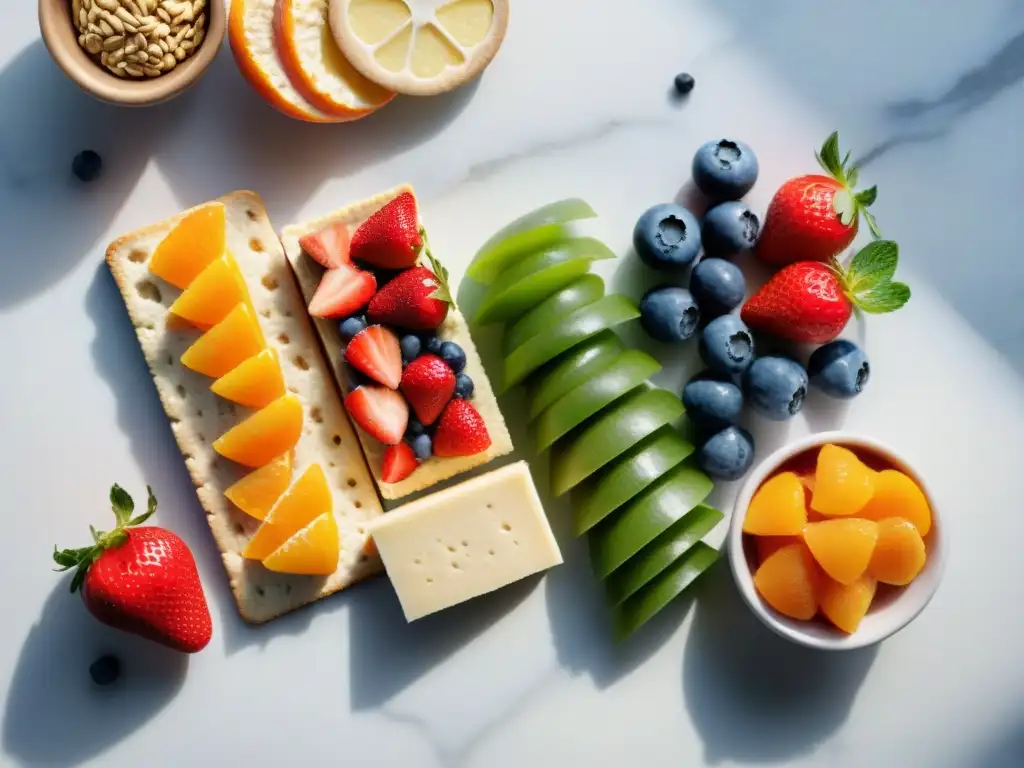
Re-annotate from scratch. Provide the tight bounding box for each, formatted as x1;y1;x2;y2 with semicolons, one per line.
741;240;910;344
366;240;455;331
756;132;881;266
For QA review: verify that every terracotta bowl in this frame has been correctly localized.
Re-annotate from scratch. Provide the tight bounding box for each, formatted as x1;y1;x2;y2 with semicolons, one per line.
39;0;225;106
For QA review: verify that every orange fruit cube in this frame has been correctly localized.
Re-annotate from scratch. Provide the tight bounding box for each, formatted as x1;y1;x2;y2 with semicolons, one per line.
811;444;877;517
820;574;877;634
262;512;339;576
168;252;250;329
180;303;266;379
214;394;303;468
744;472;807;535
210;348;286;409
868;517;927;585
224;452;293;520
242;463;332;561
149;202;226;290
859;470;932;537
803;518;879;585
753;542;820;621
755;535;798;565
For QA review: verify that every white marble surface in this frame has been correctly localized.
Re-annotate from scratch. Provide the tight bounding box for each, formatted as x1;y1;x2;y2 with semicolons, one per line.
2;1;1024;766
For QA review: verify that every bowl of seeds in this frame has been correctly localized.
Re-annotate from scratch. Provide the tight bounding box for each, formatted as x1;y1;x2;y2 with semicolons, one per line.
40;0;225;106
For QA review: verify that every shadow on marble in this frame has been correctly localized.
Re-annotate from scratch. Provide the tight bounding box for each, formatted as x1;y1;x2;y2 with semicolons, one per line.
83;265;322;654
973;717;1024;767
149;49;479;225
0;41;181;311
346;572;538;709
2;579;188;767
682;560;877;764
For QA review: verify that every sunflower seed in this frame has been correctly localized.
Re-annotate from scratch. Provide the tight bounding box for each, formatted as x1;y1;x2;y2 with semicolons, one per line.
162;52;176;69
124;64;144;77
96;0;120;11
97;18;113;36
84;33;103;54
101;34;124;51
174;46;186;60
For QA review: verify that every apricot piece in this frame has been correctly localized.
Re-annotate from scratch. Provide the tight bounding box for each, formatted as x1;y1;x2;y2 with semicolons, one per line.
803;518;879;585
859;470;931;537
868;517;927;585
753;542;820;621
242;463;332;561
224;452;293;520
211;348;285;409
820;574;877;634
744;472;807;536
168;252;250;329
811;444;876;517
262;512;339;576
149;202;226;289
180;303;266;379
214;394;303;468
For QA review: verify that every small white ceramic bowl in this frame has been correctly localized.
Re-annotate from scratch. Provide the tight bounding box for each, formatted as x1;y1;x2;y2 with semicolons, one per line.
728;431;946;651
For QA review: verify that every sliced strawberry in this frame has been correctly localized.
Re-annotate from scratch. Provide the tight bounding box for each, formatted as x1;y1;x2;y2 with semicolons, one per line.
433;399;491;457
367;264;451;331
350;191;423;270
308;264;376;319
344;325;402;389
344;386;409;445
382;441;419;483
300;221;351;269
400;355;456;425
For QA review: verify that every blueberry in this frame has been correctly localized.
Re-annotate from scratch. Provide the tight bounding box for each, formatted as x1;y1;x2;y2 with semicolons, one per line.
72;150;102;183
89;654;121;686
698;426;755;481
400;334;422;365
743;356;809;420
338;315;367;342
633;204;702;270
673;72;695;95
682;372;743;433
410;433;433;460
406;416;426;437
439;341;466;373
701;202;760;257
691;139;759;201
699;315;754;374
809;340;870;399
639;286;700;343
689;258;746;318
454;373;474;399
423;334;443;356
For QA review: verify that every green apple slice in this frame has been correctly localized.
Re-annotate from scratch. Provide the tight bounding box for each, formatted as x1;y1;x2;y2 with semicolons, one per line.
604;504;723;606
572;428;695;535
534;350;660;452
474;238;616;325
611;542;719;641
588;464;714;578
550;387;684;496
524;331;624;419
468;199;598;284
502;295;639;392
503;275;605;355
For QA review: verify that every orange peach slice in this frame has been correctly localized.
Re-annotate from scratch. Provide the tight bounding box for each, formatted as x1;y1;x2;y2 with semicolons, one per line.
859;469;932;537
803;518;879;586
820;574;877;634
753;542;820;621
211;348;286;409
214;394;303;468
169;253;250;330
868;517;927;585
744;472;807;536
149;202;225;290
811;444;876;517
262;511;339;575
224;452;293;520
181;303;266;379
243;463;331;560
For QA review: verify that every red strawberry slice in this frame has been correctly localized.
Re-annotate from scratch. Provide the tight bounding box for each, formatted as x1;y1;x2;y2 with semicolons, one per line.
344;325;402;389
433;399;491;457
344;386;409;445
308;264;377;319
300;221;351;269
368;266;451;331
382;441;418;483
400;354;456;425
350;191;423;270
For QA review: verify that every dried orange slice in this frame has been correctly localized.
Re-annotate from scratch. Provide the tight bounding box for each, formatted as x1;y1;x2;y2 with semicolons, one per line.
225;452;293;520
262;512;339;575
243;463;331;560
274;0;394;119
330;0;510;96
149;202;225;290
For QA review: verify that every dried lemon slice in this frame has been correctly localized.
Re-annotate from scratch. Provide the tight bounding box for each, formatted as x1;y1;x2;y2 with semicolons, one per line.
328;0;510;96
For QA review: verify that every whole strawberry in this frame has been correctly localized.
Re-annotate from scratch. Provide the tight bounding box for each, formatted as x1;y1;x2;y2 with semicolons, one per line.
400;354;456;425
350;191;423;270
433;399;491;457
741;240;910;344
367;253;453;331
756;132;880;266
53;485;213;654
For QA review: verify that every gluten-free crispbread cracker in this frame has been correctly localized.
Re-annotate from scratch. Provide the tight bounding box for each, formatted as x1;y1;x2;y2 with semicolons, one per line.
281;186;514;501
106;191;384;624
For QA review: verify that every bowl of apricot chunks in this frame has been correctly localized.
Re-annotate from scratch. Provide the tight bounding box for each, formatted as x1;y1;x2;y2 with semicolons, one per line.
728;432;945;650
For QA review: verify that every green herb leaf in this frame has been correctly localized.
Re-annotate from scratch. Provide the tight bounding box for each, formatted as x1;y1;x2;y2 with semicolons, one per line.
128;486;158;527
815;132;842;178
854;280;911;314
856;185;878;207
110;484;134;526
832;189;856;226
848;240;898;292
862;209;881;238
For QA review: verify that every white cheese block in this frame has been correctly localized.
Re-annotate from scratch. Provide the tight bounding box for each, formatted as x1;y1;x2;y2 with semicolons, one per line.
369;462;562;621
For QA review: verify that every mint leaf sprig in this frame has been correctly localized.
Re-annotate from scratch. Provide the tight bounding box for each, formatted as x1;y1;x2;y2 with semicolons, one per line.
830;240;911;315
